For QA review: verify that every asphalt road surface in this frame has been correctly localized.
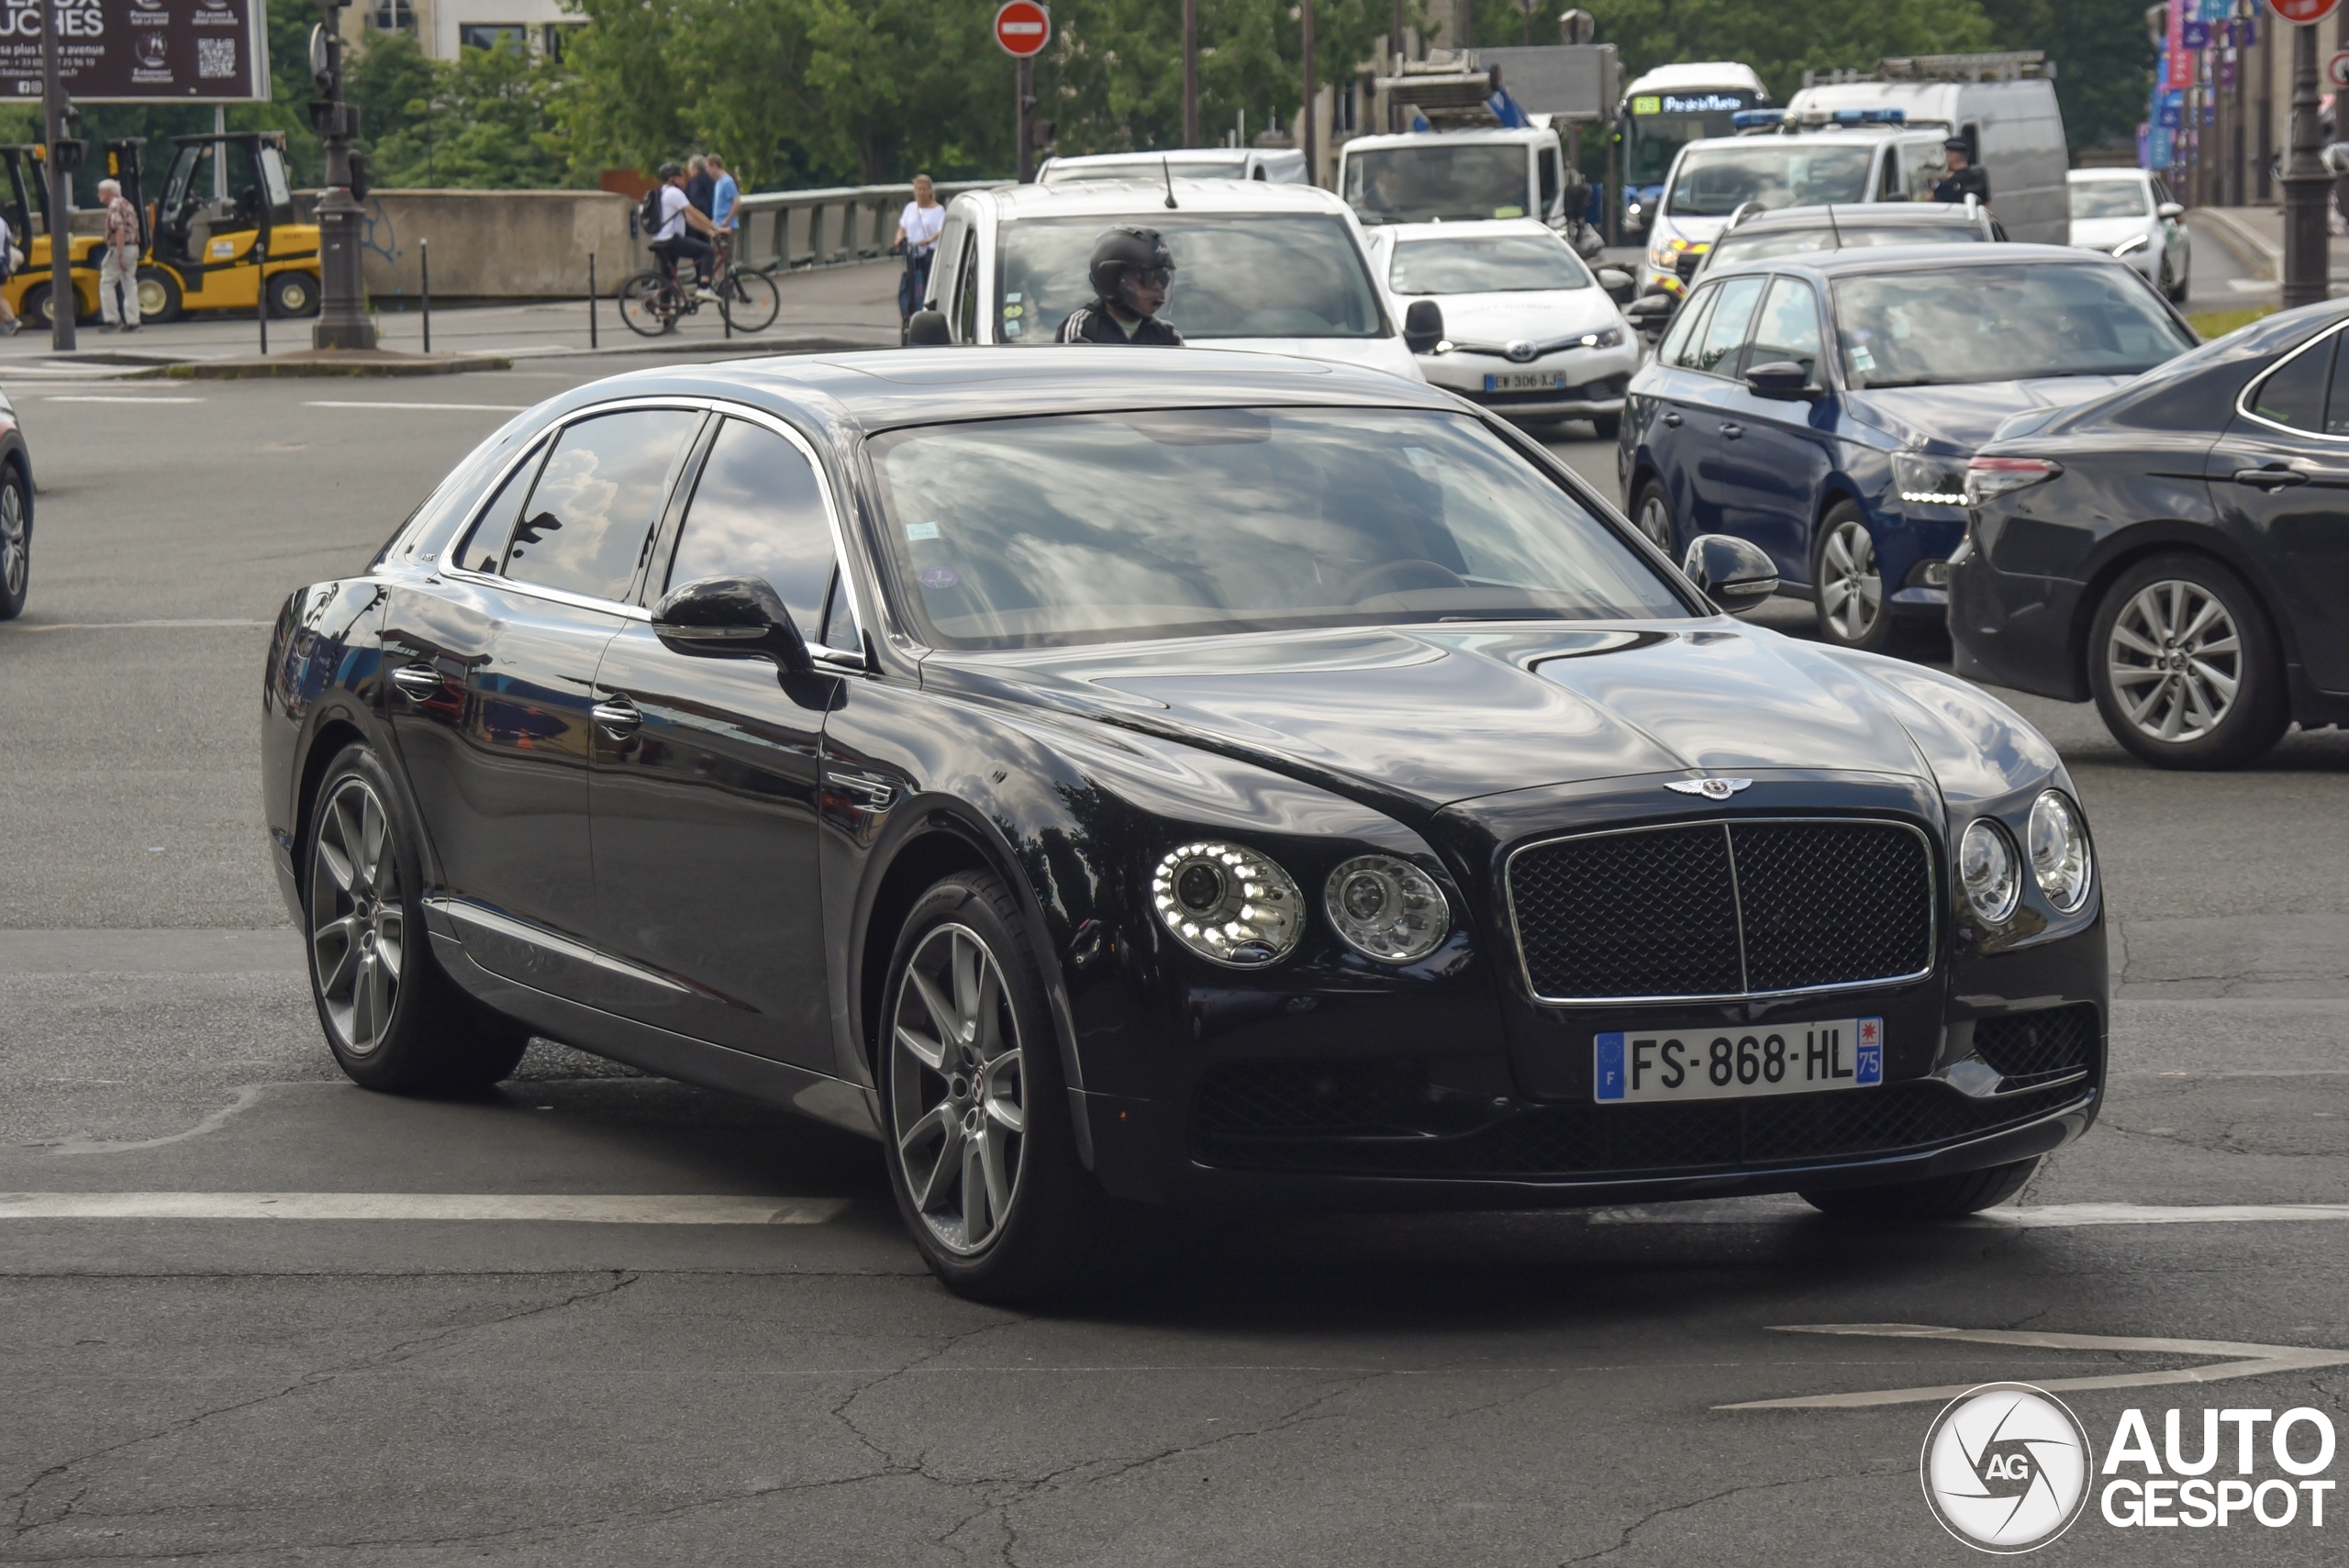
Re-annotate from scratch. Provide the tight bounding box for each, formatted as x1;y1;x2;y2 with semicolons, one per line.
3;335;2345;1566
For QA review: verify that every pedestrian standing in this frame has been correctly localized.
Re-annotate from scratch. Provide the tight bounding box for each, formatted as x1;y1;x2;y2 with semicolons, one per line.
708;153;740;277
98;177;141;333
685;155;716;221
894;172;944;333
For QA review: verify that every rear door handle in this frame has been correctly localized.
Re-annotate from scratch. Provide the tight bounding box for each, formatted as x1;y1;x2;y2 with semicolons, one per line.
591;696;642;739
1661;411;1683;428
2232;465;2310;489
1720;422;1743;439
390;663;445;701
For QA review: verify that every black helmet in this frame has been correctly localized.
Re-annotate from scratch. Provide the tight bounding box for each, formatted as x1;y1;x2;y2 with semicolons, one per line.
657;160;685;179
1088;226;1175;301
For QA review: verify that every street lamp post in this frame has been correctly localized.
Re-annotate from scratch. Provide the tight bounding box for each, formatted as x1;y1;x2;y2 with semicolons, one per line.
2283;20;2330;309
311;0;378;350
40;0;74;352
1300;0;1315;187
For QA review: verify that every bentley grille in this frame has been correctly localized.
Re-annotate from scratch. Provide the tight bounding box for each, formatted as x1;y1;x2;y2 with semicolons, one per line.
1506;818;1935;1003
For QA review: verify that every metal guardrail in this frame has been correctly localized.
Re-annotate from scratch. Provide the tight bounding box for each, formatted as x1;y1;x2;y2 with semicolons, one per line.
733;182;1009;271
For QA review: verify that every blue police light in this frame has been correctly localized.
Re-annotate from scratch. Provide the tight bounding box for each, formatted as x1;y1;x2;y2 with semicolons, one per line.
1831;107;1907;124
1731;110;1785;129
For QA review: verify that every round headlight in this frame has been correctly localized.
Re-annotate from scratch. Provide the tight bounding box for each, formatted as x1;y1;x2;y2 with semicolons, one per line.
2028;791;2093;913
1324;855;1451;963
1958;818;2021;926
1151;841;1304;968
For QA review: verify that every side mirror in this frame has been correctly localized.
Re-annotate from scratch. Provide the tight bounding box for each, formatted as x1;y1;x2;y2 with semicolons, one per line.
651;576;813;672
905;308;952;346
1681;535;1780;616
1743;360;1822;401
2155;200;2184;220
1623;292;1676;333
1403;299;1445;356
1595;265;1636;305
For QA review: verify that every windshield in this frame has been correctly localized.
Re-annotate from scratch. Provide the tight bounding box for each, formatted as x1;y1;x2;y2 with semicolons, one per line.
1664;144;1875;217
996;215;1385;341
1345;144;1531;223
1622;93;1758;185
1388;233;1591;295
1708;221;1986;267
1833;264;2197;388
868;407;1686;650
1044;160;1244;183
2069;181;2151;219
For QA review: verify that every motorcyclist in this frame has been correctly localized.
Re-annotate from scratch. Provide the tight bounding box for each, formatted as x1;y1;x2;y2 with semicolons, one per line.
1057;227;1184;345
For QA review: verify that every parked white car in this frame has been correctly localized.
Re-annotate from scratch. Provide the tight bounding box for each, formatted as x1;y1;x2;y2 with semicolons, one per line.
2067;167;2188;302
920;179;1424;381
1366;218;1641;435
1038;148;1308;185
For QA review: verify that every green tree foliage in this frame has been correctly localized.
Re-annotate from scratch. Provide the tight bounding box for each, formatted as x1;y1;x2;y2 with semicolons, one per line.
349;33;578;187
1976;0;2155;152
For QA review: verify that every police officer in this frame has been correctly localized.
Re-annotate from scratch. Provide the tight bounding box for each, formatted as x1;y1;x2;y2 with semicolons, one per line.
1058;227;1184;345
1932;138;1991;206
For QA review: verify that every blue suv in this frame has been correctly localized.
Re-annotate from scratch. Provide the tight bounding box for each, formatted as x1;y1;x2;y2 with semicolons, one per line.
1616;245;2198;651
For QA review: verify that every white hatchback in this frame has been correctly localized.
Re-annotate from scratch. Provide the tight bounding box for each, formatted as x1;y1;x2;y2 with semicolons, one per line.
1366;219;1641;435
2067;168;2188;302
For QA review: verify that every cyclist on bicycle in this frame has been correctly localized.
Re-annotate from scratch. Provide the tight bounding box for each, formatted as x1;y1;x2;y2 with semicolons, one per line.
650;161;722;299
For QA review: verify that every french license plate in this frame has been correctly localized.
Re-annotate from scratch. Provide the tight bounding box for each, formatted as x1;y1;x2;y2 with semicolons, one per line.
1595;1018;1883;1104
1484;371;1568;393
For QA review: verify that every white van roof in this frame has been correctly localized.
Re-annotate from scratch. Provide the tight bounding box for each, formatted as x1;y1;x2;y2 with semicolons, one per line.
1786;77;2058;131
1622;61;1768;99
1038;149;1308;183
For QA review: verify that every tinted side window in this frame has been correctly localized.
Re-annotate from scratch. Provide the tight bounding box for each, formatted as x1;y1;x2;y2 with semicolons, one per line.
2324;333;2349;437
507;409;701;600
453;446;545;574
665;418;838;640
954;235;980;343
820;572;860;652
1539;146;1561;217
1662;284;1717;368
1748;276;1825;384
2254;334;2338;432
1695;275;1765;374
927;216;963;311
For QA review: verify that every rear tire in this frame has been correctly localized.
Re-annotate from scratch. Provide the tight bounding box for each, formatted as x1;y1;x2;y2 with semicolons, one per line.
303;743;529;1093
0;462;28;620
1801;1155;2039;1221
618;271;676;337
2087;552;2288;769
1631;478;1675;556
878;871;1108;1303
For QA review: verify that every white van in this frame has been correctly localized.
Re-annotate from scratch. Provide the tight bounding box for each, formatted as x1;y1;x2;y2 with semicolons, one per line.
1785;58;2067;244
1338;127;1576;230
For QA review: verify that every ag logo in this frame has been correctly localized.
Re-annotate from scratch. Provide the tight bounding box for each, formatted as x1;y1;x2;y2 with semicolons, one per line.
1920;1383;2093;1552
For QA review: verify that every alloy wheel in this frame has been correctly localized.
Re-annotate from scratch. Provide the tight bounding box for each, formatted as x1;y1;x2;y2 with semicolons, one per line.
1636;491;1673;552
1819;518;1883;643
308;776;404;1056
0;477;25;604
2106;578;2241;743
890;922;1027;1255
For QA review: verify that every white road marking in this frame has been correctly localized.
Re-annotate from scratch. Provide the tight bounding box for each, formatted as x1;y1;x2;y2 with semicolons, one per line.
40;395;205;404
0;1192;849;1224
303;400;529;412
1587;1200;2349;1228
1720;1325;2349;1409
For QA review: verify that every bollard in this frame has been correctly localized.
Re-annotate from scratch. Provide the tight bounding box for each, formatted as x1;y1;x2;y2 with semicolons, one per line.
420;237;431;354
588;253;597;350
255;240;268;355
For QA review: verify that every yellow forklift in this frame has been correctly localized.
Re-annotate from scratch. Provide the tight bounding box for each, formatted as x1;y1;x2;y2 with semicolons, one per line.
0;133;322;327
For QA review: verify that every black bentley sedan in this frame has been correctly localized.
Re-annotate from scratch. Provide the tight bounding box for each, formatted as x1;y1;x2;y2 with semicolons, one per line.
263;349;2106;1300
1952;298;2349;768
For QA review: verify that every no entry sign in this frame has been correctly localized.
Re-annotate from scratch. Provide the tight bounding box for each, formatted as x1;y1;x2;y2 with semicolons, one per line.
2270;0;2343;27
995;0;1049;58
2332;49;2349;89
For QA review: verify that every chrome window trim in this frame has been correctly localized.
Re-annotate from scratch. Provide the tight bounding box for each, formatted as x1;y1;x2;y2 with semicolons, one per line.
426;394;872;662
1501;815;1939;1007
2233;317;2349;442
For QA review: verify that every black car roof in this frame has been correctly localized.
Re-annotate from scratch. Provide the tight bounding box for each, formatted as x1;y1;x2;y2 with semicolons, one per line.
529;348;1460;435
1699;241;2103;281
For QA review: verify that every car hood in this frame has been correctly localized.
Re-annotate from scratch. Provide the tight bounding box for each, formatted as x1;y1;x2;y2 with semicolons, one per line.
1842;376;2134;455
1412;290;1622;341
930;621;1984;817
1201;335;1426;382
2068;217;2154;244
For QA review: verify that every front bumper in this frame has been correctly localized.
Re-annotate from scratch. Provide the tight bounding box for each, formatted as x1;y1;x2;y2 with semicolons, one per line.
1420;357;1636;420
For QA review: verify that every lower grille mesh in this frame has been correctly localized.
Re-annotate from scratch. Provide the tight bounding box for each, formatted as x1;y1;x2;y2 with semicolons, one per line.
1972;1005;2099;1081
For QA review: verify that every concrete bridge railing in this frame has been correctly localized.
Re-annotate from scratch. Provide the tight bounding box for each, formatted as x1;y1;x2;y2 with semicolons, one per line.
734;182;1010;272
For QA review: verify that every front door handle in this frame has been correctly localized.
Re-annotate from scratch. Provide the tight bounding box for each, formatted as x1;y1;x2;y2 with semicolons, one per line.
390;663;445;702
1720;422;1743;439
2232;465;2310;489
591;696;642;739
1661;411;1684;428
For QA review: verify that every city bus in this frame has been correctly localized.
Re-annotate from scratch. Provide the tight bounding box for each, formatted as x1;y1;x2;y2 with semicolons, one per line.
1618;61;1767;239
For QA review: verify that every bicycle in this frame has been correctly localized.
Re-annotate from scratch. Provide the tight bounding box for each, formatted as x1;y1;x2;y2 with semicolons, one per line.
618;250;780;338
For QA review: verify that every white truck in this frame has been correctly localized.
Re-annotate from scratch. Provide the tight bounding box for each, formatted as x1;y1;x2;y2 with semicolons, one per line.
1339;127;1587;242
1785;52;2068;244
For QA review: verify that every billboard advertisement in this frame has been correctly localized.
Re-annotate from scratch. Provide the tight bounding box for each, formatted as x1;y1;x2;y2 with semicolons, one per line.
0;0;271;105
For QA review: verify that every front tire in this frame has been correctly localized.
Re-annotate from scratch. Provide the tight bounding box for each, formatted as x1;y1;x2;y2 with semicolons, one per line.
304;743;529;1093
2087;552;2288;769
267;271;319;318
137;266;184;323
1801;1155;2039;1220
1812;502;1891;651
879;871;1106;1303
0;462;28;620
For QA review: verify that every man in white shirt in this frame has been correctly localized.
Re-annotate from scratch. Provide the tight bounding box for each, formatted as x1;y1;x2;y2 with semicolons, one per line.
651;161;720;297
894;172;944;330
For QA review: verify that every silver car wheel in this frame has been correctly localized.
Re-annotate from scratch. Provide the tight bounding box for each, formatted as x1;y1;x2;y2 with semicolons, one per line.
890;922;1027;1256
0;475;25;602
308;776;403;1056
1819;518;1882;642
1636;490;1673;552
2107;578;2240;743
